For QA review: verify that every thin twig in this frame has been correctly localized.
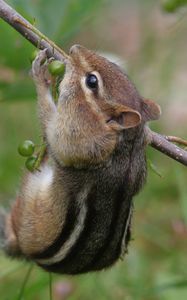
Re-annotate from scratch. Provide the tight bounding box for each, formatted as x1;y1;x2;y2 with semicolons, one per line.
146;127;187;166
16;264;33;300
49;273;53;300
0;0;187;167
166;135;187;147
34;142;47;171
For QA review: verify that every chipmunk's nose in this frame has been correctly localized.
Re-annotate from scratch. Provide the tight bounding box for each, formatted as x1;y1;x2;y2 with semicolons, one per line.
69;44;82;55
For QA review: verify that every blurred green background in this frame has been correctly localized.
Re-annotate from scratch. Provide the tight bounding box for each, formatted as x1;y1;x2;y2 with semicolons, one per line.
0;0;187;299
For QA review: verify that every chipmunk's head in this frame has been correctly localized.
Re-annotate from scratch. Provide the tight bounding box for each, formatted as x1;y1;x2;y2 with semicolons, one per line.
68;44;160;121
51;45;161;168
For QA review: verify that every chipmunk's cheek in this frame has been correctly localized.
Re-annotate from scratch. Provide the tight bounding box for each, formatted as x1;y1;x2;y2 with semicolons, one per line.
60;134;117;168
47;120;117;168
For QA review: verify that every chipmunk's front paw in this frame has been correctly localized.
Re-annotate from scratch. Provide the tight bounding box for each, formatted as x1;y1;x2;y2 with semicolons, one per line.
32;49;50;86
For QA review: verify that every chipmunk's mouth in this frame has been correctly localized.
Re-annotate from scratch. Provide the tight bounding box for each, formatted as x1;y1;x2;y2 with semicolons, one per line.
57;60;75;99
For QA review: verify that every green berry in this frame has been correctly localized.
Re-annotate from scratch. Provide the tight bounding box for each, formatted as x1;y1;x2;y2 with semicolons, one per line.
18;140;35;157
48;60;65;76
30;49;39;63
25;156;37;172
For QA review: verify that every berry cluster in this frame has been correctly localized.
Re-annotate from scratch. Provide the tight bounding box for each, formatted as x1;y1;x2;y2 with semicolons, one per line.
18;140;37;171
18;50;66;172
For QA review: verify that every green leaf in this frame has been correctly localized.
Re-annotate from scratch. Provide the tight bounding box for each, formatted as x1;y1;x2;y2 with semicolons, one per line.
156;279;187;292
162;0;187;13
148;159;163;178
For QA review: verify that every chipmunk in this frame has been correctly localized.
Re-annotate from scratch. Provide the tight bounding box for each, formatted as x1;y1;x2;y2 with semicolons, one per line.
0;45;161;274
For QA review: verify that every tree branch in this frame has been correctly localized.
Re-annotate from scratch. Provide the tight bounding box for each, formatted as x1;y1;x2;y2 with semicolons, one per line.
146;128;187;166
0;0;187;167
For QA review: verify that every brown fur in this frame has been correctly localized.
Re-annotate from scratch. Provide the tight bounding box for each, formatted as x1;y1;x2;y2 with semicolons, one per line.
0;45;161;274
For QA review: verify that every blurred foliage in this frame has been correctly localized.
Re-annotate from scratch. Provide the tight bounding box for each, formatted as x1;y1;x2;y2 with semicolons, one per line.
0;0;187;300
0;0;104;101
162;0;187;13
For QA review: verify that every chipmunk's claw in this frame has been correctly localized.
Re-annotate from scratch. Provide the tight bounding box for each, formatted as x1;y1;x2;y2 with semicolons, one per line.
32;49;50;86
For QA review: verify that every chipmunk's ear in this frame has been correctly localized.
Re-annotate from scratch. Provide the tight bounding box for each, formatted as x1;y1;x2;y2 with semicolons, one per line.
116;106;141;129
142;98;161;122
102;102;141;130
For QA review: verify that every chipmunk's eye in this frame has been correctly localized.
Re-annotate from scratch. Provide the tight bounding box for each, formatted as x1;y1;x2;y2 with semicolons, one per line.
85;74;98;89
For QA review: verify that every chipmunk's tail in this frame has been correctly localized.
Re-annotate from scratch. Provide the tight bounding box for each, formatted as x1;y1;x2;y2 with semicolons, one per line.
0;209;21;258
